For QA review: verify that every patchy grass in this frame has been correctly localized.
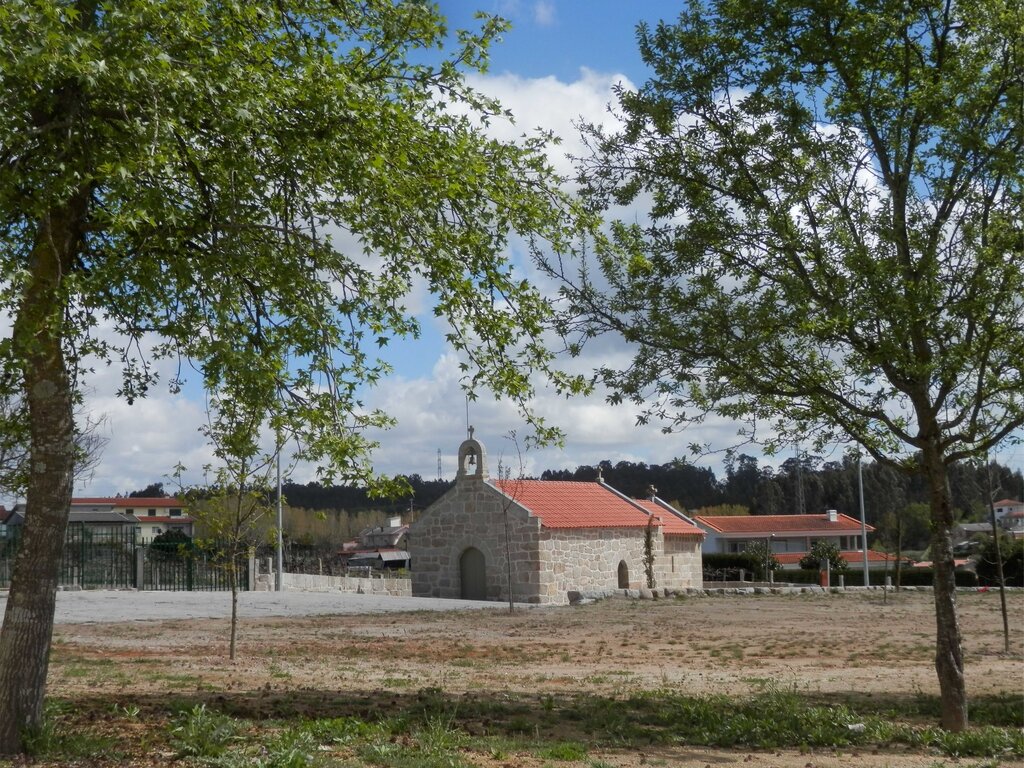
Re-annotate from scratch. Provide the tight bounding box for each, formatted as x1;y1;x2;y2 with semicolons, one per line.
10;684;1022;767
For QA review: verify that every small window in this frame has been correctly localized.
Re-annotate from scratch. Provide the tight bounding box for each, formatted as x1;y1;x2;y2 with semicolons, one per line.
170;508;182;517
124;508;135;516
148;508;156;515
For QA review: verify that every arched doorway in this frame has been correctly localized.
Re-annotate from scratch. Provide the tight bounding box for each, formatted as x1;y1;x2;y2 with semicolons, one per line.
617;560;629;589
460;547;487;600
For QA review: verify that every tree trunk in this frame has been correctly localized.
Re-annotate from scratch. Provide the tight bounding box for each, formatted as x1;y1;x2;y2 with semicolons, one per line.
229;563;238;661
0;201;82;753
922;440;968;731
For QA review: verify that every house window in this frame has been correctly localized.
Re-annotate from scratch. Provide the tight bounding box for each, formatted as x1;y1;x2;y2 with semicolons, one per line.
124;508;135;516
170;508;182;517
148;508;157;515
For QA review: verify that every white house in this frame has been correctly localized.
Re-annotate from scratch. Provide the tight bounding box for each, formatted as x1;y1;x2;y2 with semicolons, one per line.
993;499;1024;535
71;497;194;540
693;510;882;570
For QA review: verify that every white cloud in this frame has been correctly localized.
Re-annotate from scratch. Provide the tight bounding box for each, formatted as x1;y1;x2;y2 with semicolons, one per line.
466;67;633;179
532;1;556;27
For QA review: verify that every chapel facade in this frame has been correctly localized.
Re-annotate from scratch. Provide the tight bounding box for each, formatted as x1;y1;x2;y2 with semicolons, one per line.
409;435;704;604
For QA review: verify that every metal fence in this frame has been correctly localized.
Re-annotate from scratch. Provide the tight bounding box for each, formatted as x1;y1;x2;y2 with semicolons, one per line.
0;527;247;592
143;541;248;591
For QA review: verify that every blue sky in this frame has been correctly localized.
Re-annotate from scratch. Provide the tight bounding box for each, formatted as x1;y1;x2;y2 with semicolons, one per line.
58;0;1022;499
437;1;662;81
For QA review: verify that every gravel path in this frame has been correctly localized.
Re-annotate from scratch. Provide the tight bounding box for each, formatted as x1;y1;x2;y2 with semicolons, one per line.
0;589;513;624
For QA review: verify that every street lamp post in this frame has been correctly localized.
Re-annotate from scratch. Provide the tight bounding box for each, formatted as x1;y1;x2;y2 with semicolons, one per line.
858;451;869;587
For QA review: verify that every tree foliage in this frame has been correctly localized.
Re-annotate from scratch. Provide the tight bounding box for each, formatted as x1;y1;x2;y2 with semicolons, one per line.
552;0;1021;730
975;533;1024;588
0;0;582;752
742;540;779;580
799;540;848;572
129;483;169;499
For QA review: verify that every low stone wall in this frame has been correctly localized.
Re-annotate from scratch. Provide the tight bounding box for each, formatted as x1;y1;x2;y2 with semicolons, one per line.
279;572;411;596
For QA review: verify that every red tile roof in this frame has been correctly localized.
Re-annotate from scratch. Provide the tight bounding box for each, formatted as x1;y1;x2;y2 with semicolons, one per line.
634;500;704;537
775;550;903;566
913;559;972;569
134;516;194;523
694;513;873;534
74;497;183;508
491;480;701;532
993;499;1022;507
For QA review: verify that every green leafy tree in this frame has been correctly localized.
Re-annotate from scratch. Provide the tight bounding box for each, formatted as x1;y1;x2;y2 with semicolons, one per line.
149;528;192;560
799;540;848;572
878;502;933;554
694;504;750;517
975;533;1024;588
178;400;280;660
0;1;581;752
742;541;780;581
129;482;168;499
554;0;1021;730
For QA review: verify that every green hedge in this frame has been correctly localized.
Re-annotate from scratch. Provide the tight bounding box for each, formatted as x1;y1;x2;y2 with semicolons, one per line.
975;538;1024;587
702;553;761;571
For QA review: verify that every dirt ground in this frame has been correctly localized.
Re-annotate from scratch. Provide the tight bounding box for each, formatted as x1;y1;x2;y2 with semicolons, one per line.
49;589;1024;767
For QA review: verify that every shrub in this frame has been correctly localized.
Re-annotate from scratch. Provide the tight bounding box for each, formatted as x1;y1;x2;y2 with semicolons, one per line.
975;534;1024;587
702;552;762;581
798;540;848;571
149;528;193;559
743;541;780;580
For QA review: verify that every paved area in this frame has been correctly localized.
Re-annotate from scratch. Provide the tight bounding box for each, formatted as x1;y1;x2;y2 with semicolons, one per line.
0;590;517;624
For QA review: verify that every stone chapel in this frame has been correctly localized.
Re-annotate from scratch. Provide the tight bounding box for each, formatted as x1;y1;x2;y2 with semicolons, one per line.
409;434;704;604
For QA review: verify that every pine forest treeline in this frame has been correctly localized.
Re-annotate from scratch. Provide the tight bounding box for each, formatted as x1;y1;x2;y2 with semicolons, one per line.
274;456;1021;539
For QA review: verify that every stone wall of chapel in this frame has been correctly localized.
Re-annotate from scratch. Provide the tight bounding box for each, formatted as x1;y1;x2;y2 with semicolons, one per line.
410;478;705;605
409;477;544;603
540;527;648;599
657;535;704;590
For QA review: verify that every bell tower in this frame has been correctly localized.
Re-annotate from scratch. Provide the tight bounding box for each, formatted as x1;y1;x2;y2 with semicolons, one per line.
456;426;487;481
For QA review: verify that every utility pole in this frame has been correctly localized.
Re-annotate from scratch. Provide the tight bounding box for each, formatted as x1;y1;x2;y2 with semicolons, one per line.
984;456;1010;653
275;441;283;592
858;451;869;587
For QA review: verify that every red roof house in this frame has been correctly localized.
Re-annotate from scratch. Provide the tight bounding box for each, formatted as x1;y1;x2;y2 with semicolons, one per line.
409;435;703;605
694;510;875;570
71;497;193;539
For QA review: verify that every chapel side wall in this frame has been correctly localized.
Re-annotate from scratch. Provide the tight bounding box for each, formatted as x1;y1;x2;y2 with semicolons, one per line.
539;527;648;603
657;535;703;590
410;479;542;603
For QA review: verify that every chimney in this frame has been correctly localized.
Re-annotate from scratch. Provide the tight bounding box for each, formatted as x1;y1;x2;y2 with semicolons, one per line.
826;509;838;523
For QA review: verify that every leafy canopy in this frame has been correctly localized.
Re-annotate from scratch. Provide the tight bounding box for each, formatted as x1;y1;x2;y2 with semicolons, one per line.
0;0;583;485
556;0;1023;468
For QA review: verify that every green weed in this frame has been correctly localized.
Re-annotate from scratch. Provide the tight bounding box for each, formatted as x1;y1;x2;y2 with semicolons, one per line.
169;704;240;759
536;741;588;761
21;701;118;760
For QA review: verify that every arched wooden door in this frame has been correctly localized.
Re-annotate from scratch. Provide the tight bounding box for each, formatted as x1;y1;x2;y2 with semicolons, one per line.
460;547;487;600
617;560;629;589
